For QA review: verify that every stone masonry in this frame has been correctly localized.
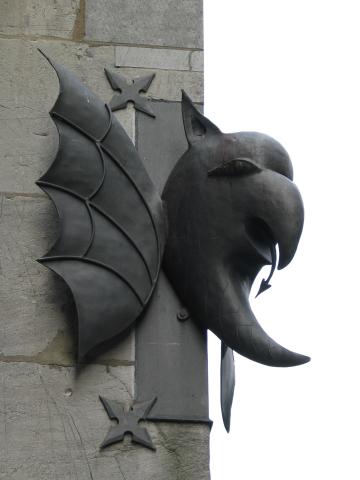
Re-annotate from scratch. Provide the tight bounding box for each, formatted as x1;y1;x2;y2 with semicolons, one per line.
0;1;209;479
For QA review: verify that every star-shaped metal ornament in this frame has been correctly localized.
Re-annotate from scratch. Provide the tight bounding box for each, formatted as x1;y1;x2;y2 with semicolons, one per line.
105;69;156;118
99;396;157;450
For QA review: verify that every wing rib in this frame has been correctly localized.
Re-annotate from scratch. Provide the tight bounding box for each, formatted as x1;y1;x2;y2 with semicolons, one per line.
37;53;167;357
38;180;154;284
101;144;162;276
39;256;145;306
50;110;162;276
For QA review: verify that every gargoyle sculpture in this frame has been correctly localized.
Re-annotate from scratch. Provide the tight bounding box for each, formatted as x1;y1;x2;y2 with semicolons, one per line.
38;53;309;431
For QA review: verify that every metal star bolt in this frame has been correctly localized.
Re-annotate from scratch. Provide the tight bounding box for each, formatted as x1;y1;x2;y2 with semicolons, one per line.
99;396;157;450
105;68;156;118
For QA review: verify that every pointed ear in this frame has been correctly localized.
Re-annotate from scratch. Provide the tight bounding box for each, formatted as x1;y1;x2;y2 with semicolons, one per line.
181;90;221;145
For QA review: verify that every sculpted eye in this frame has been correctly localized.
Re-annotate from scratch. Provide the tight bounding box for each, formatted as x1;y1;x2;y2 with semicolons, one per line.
208;157;262;177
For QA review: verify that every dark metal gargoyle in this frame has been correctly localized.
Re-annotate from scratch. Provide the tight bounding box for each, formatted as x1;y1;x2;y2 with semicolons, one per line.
38;53;309;432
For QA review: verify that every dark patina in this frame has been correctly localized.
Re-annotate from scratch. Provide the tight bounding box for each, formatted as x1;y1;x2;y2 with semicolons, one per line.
38;55;309;439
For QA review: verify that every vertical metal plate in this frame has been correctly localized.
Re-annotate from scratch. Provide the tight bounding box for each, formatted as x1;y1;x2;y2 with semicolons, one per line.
135;101;209;422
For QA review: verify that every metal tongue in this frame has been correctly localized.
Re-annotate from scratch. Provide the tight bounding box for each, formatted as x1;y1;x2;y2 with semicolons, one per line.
255;243;277;298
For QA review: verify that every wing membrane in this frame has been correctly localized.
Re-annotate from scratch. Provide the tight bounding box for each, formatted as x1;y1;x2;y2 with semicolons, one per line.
38;53;166;358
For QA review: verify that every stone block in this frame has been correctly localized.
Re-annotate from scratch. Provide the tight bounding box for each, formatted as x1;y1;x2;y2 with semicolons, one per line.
0;38;115;111
115;46;191;71
190;50;204;72
0;0;81;40
0;194;134;365
85;0;203;49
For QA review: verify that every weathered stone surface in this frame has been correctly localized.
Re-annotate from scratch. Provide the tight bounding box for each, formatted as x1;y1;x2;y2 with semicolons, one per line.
0;362;132;480
0;38;115;113
190;50;204;72
0;193;134;365
85;0;203;49
0;115;58;195
0;0;81;39
110;422;211;480
115;46;191;71
0;362;209;480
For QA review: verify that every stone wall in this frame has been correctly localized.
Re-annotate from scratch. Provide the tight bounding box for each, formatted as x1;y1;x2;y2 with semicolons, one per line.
0;1;209;478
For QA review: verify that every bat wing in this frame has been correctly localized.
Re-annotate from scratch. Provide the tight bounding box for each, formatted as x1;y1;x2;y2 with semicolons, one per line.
38;52;166;358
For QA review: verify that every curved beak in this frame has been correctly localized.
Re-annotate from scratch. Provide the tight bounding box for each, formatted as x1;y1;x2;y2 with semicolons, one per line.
224;171;308;367
246;170;304;270
275;182;304;270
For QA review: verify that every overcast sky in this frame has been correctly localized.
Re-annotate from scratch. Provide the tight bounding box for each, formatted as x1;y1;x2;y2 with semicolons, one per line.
204;2;360;479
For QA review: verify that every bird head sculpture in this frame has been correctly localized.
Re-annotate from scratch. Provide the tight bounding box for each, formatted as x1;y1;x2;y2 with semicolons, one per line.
162;92;309;369
39;55;309;435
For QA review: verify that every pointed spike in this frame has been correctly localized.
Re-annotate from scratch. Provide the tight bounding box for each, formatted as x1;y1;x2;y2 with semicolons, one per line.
134;72;156;92
108;94;127;111
100;430;125;449
181;89;193;106
131;429;157;450
181;90;221;145
221;342;235;433
255;279;272;298
134;100;156;118
104;68;129;91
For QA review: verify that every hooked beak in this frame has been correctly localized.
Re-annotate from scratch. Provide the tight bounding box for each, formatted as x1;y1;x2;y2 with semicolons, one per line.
275;181;304;270
245;171;304;271
223;171;309;367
